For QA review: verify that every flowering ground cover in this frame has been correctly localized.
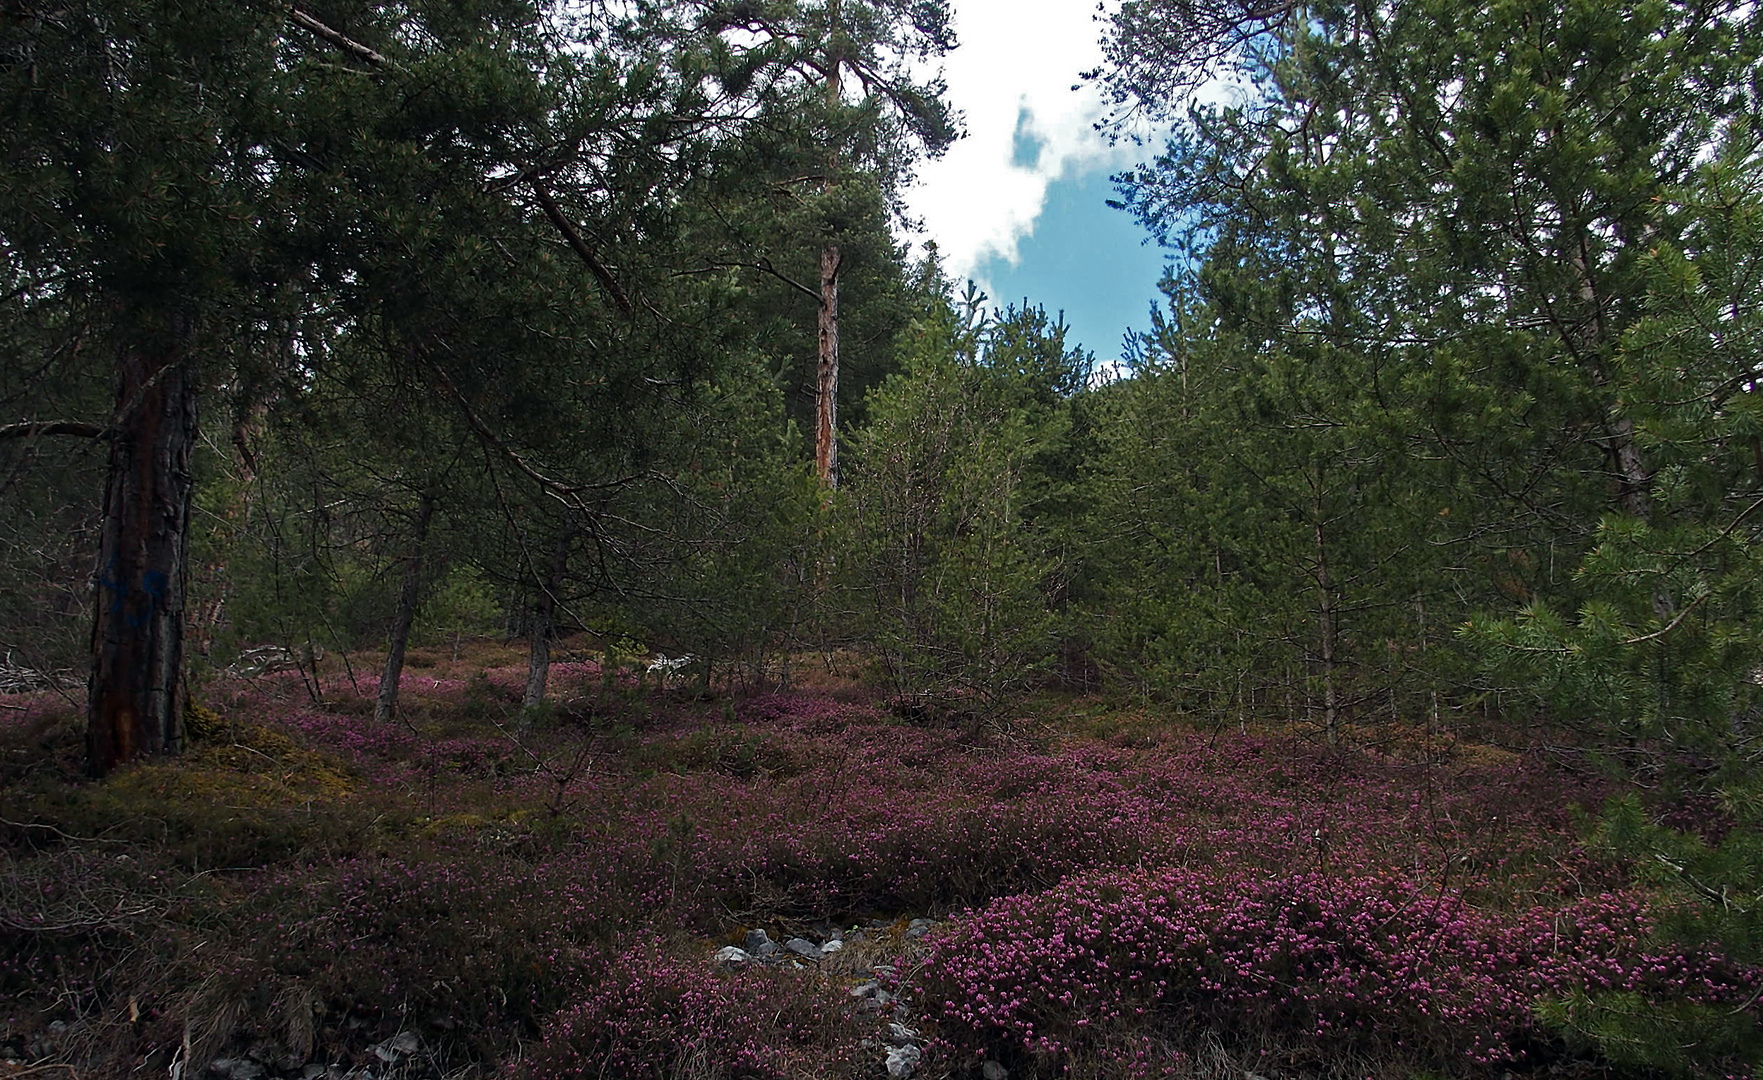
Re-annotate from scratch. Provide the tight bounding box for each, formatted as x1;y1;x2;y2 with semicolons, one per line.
1;642;1755;1079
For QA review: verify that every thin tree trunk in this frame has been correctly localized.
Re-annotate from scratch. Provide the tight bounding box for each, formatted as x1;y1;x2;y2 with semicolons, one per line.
815;4;843;488
375;492;435;724
1607;411;1651;519
816;243;842;487
523;524;574;714
1314;510;1339;746
1573;240;1651;519
186;408;266;661
88;319;199;777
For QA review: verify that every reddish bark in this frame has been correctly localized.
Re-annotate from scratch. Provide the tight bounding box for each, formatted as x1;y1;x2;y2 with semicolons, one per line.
87;322;198;777
815;243;842;488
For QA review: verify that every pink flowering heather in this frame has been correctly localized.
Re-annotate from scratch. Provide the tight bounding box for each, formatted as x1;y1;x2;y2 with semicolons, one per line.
12;653;1735;1078
514;937;868;1080
912;867;1759;1077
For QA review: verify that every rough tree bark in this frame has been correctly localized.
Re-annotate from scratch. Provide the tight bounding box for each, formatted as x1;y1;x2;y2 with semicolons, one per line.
814;0;844;489
87;318;199;777
374;492;435;724
815;243;842;487
522;524;574;714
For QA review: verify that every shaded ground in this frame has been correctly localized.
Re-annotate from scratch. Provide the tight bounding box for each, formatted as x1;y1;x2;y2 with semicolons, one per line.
1;641;1752;1079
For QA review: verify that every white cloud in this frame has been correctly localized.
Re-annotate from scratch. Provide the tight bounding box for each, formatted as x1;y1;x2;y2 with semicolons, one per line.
903;0;1132;283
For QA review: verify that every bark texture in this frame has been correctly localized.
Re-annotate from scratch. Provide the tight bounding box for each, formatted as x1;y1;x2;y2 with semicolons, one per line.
375;492;435;724
815;242;842;487
87;324;198;777
814;6;843;489
523;525;574;713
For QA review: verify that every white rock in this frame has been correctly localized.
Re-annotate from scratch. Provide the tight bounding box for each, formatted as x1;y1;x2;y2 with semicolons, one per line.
820;938;845;954
713;946;753;966
885;1045;921;1079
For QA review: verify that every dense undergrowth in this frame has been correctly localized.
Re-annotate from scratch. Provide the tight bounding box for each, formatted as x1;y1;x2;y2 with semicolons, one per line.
1;640;1756;1079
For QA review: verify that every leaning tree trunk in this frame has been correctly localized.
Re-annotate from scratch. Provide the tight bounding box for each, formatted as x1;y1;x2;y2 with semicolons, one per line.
375;492;435;724
523;524;574;714
88;321;199;777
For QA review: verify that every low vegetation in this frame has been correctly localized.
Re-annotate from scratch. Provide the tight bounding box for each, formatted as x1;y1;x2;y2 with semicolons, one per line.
4;642;1754;1079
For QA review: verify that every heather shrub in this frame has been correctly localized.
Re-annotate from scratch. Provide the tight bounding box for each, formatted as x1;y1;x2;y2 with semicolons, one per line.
262;848;613;1025
914;867;1760;1078
154;845;631;1073
638;724;806;779
0;847;177;1026
516;937;868;1080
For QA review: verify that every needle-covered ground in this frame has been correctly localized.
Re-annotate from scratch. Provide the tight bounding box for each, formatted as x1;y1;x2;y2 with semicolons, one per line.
1;641;1754;1080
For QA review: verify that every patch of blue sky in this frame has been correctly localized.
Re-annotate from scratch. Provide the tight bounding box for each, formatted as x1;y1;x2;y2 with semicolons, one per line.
969;164;1170;368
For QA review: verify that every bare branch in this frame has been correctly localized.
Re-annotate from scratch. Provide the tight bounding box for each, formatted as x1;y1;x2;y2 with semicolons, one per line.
530;180;634;316
0;420;110;442
285;6;398;71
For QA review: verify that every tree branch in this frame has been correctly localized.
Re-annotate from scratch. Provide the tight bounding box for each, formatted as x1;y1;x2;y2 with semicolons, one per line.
0;420;111;442
285;6;398;71
529;180;634;316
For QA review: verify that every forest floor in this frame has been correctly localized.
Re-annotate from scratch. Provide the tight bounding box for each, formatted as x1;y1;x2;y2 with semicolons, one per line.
0;639;1754;1080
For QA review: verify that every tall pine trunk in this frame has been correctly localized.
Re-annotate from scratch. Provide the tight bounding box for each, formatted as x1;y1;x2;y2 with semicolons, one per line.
815;243;842;486
88;318;199;777
375;492;434;724
814;2;843;488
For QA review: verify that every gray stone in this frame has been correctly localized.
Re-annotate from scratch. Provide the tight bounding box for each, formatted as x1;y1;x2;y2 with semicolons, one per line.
884;1044;921;1079
784;937;821;959
982;1062;1009;1080
743;929;774;955
904;918;933;940
819;938;845;954
885;1022;918;1046
714;946;753;966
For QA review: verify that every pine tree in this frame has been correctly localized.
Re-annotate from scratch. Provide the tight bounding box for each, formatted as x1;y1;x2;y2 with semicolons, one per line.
697;0;959;486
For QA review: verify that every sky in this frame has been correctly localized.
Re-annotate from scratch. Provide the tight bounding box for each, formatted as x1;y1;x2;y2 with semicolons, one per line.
900;0;1173;366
